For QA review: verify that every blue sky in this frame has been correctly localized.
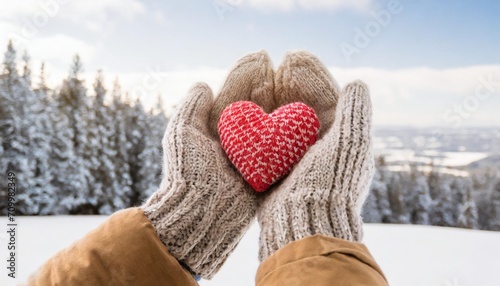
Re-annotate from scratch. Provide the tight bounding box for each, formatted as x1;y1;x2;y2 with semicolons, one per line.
133;0;500;69
0;0;499;126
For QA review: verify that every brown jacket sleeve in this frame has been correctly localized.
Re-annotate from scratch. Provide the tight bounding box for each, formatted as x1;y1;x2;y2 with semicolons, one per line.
256;234;388;286
27;208;198;286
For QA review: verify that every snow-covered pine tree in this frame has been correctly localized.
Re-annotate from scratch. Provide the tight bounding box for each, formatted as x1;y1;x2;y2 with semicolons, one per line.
139;94;168;201
375;157;393;222
386;172;411;223
456;176;479;229
409;172;432;225
428;170;456;227
400;165;432;225
125;97;156;206
89;70;108;213
37;62;49;94
363;172;384;223
362;156;392;223
135;122;159;202
2;40;17;84
21;51;31;86
48;81;81;214
16;51;55;214
0;44;16;214
58;55;94;213
471;170;494;230
489;178;500;231
108;79;133;211
0;41;34;214
91;71;133;214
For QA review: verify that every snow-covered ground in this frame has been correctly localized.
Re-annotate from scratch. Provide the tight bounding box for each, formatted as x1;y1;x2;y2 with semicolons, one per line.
1;216;499;286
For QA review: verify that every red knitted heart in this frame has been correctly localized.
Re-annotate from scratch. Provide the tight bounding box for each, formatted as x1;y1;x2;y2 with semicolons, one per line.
218;101;320;192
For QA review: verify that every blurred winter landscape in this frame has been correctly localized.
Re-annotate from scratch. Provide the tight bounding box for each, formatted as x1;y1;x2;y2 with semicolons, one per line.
1;1;500;286
1;41;498;230
363;127;500;231
0;217;499;286
0;38;500;286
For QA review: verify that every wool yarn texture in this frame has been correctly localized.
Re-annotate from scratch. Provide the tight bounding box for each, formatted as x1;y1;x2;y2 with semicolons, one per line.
257;51;375;262
141;50;275;279
218;101;320;192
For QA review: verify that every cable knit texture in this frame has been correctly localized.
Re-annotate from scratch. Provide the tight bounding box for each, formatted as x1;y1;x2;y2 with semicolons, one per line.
141;51;274;279
257;51;375;262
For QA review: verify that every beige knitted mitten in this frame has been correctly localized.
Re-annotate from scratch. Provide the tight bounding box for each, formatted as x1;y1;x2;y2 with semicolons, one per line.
141;51;274;279
257;51;375;261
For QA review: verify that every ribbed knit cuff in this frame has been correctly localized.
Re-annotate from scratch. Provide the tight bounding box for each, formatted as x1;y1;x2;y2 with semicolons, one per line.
257;187;364;262
141;177;255;279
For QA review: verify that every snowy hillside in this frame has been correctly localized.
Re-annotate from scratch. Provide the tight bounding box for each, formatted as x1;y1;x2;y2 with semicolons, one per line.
1;216;499;286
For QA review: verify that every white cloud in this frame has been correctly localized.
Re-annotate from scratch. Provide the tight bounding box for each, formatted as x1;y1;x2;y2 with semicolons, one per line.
153;10;169;26
331;66;500;102
297;0;372;11
0;0;147;66
0;0;146;78
243;0;372;12
62;0;146;31
331;65;500;126
0;0;146;32
30;34;97;65
0;0;134;20
70;0;146;19
0;20;21;44
0;2;39;20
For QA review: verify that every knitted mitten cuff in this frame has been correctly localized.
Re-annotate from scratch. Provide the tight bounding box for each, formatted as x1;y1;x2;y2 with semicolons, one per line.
141;171;254;279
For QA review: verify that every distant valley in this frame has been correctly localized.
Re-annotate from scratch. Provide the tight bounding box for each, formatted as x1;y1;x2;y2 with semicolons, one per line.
373;127;500;176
